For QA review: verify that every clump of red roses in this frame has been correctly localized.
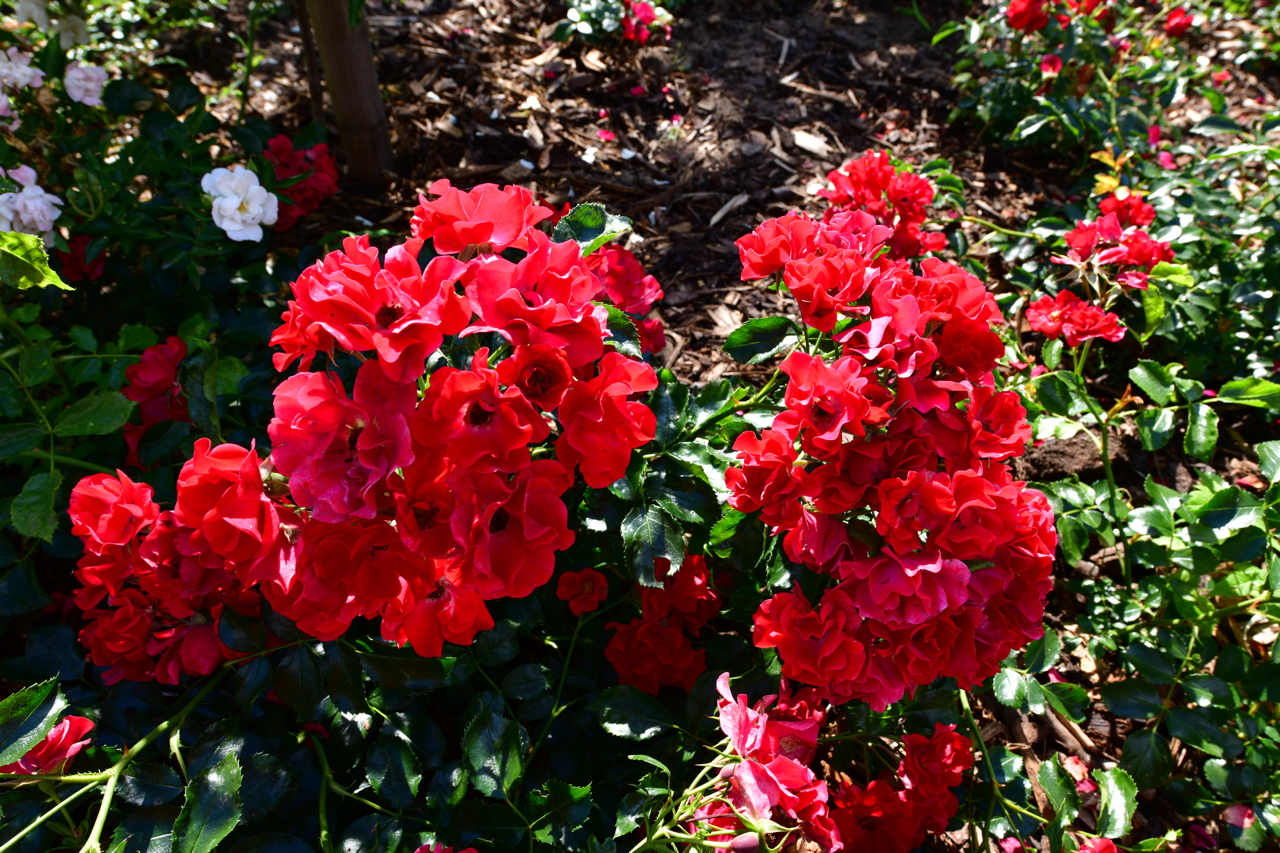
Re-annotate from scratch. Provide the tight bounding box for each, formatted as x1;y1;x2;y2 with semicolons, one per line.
68;180;668;680
689;674;974;852
120;336;189;468
263;134;340;232
732;203;1056;712
817;150;947;259
605;555;719;694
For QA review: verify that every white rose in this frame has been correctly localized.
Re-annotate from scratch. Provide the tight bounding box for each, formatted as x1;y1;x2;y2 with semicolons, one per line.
202;165;279;242
64;62;108;107
0;48;44;90
54;15;89;48
15;0;50;31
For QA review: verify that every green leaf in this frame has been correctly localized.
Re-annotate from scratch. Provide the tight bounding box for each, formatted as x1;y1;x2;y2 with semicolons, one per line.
1119;730;1172;789
1136;408;1175;451
1166;708;1231;758
1184;402;1218;461
1129;361;1175;406
1041;338;1063;371
1214;377;1280;409
551;203;632;256
722;317;800;365
358;647;453;693
1038;756;1081;823
1024;629;1061;674
1148;261;1194;287
118;324;159;352
0;680;65;765
11;470;63;542
462;712;526;799
530;780;592;843
272;646;324;717
0;425;46;459
1257;440;1280;483
1122;644;1177;685
1093;767;1138;838
1099;678;1163;719
650;371;689;447
54;392;135;437
501;663;549;701
119;764;185;807
621;504;684;588
1137;283;1164;342
0;232;71;291
1194;487;1263;530
173;752;242;853
688;380;731;434
1057;515;1088;566
595;686;673;740
20;340;56;386
1044;682;1089;723
1035;373;1076;417
597;303;642;359
667;439;732;499
993;669;1027;707
1191;115;1245;136
366;736;421;810
1013;113;1053;139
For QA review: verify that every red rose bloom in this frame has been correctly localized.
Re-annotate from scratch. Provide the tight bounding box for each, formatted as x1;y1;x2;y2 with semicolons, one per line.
753;588;866;691
736;212;822;280
773;352;884;458
173;439;280;575
56;234;105;282
264;135;340;231
585;243;664;315
830;779;924;853
1026;291;1126;348
557;567;609;615
269;361;416;522
639;317;666;354
68;470;159;555
410;179;552;256
496;344;574;410
726;429;812;531
782;248;873;332
555;352;658;488
412;350;549;472
274;237;471;382
1098;193;1156;227
380;566;495;658
1006;0;1049;30
1164;6;1193;36
605;618;706;694
640;556;719;633
0;716;95;775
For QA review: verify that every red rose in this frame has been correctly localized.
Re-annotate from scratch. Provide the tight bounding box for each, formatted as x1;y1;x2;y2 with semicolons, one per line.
56;234;105;282
830;779;924;853
556;567;609;615
1006;0;1049;31
1098;193;1155;227
640;555;719;633
555;352;658;488
773;352;884;458
496;344;574;410
736;212;822;281
752;588;866;691
380;567;495;658
68;470;159;555
726;429;813;531
585;243;664;315
174;439;280;575
412;350;549;472
0;716;95;775
1163;6;1192;36
605;618;706;694
410;179;552;256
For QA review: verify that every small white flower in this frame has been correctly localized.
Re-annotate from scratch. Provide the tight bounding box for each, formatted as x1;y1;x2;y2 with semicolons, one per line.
15;0;50;31
0;165;62;244
54;15;90;48
201;165;278;243
64;62;108;107
0;48;44;90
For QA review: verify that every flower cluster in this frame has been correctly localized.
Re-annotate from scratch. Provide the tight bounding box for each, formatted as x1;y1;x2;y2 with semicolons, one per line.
621;0;671;43
817;150;946;259
201;166;279;243
0;47;43;129
605;556;718;694
263;135;340;232
64;62;108;107
0;165;62;243
1053;211;1173;289
690;676;973;852
830;723;975;853
0;716;95;775
1027;290;1125;348
733;206;1056;711
121;337;189;468
71;181;667;679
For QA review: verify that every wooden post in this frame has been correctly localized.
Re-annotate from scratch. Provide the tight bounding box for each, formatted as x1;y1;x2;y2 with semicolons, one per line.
303;0;394;182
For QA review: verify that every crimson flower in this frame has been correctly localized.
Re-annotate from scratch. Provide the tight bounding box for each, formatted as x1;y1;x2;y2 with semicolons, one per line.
1026;290;1126;348
555;352;658;488
410;179;552;256
604;618;706;694
0;716;95;775
1006;0;1049;31
1164;6;1193;36
556;567;609;615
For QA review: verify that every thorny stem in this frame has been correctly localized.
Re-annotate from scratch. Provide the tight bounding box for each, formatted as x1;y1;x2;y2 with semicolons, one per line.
530;614;585;760
76;668;230;853
310;733;337;853
959;689;1044;849
960;215;1040;241
0;779;104;853
1076;382;1131;585
17;449;115;474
